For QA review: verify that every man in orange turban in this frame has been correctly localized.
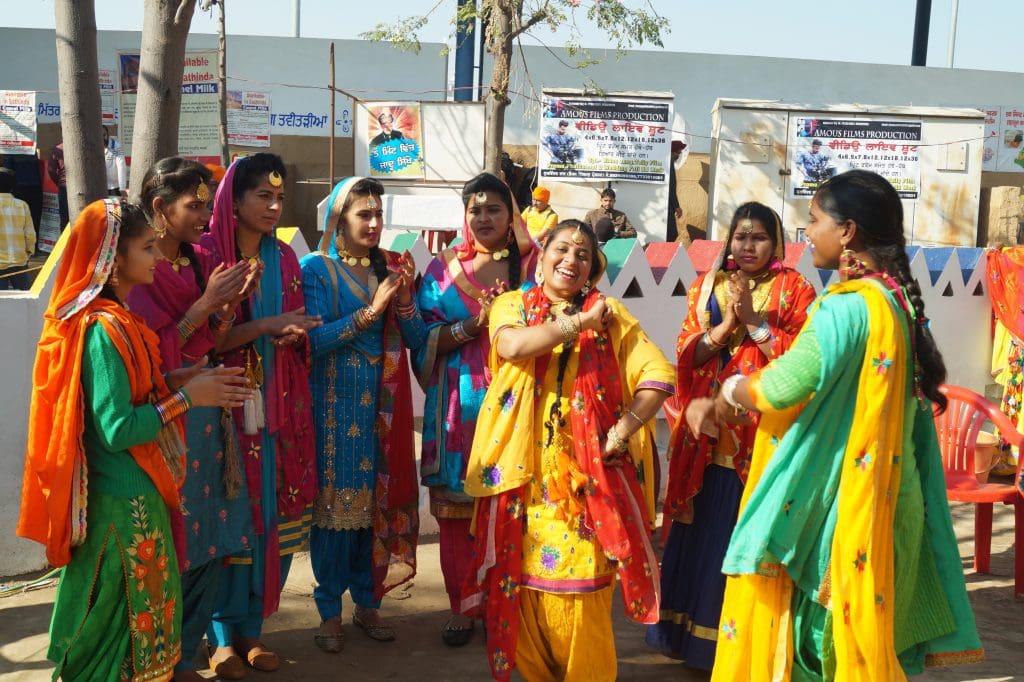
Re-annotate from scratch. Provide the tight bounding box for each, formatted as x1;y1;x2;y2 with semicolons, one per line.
521;185;558;242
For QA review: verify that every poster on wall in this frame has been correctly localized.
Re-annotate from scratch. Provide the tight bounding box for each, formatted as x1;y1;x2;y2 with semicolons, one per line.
981;107;1000;171
365;102;425;178
997;108;1024;172
791;117;922;199
0;91;37;154
98;69;117;125
227;90;271;147
537;94;672;184
120;50;221;162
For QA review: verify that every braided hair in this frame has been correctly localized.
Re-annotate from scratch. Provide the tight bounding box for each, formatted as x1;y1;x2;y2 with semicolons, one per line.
461;172;523;289
335;177;390;282
541;219;604;443
139;157;213;291
814;169;947;411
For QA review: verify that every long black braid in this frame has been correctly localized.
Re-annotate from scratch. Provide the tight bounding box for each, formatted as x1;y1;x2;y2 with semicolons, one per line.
542;220;602;446
815;170;947;411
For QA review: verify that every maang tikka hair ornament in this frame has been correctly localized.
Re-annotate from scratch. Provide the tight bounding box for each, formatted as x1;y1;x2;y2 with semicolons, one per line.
195;183;211;203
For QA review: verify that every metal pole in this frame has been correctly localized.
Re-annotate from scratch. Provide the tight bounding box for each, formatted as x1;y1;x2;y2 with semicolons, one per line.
292;0;301;38
911;0;932;66
946;0;959;68
218;0;229;165
329;42;335;189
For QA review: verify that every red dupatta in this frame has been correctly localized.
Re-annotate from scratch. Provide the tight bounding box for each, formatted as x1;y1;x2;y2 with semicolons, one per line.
663;267;814;523
987;246;1024;341
370;250;420;599
462;286;659;681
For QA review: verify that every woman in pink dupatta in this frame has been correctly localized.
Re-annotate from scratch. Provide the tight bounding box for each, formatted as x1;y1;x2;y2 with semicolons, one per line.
196;153;321;676
411;172;538;645
127;158;260;682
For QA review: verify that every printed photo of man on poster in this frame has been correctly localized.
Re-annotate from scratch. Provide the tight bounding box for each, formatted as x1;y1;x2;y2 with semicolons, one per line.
366;102;425;178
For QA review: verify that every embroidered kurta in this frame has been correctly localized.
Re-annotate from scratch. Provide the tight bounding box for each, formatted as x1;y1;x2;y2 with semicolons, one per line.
48;324;182;682
413;249;537;519
712;279;983;681
302;252;427;531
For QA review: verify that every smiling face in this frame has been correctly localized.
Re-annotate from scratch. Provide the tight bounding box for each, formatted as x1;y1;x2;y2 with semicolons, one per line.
114;224;159;288
466;191;512;252
379;114;394;134
155;185;212;244
541;227;596;300
728;218;775;275
805;197;846;269
234;175;284;236
339;193;383;254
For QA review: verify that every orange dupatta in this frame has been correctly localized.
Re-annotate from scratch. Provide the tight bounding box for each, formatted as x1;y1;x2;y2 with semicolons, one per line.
17;199;184;568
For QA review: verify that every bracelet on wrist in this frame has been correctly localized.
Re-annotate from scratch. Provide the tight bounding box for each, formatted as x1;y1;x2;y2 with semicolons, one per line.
720;374;745;411
396;300;418;320
154;389;191;426
624;409;646;426
556;315;580;345
704;330;726;350
177;315;199;341
210;312;236;333
606;423;631;453
748;321;772;344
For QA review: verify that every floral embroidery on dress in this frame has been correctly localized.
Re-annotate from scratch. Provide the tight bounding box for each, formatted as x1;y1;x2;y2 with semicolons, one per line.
539;545;561;571
854;451;873;471
853;549;868;572
721;619;738;640
872;352;892;375
125;497;178;678
482;464;503;487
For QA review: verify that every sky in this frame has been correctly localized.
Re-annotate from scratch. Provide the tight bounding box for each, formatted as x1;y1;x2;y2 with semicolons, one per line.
4;0;1020;74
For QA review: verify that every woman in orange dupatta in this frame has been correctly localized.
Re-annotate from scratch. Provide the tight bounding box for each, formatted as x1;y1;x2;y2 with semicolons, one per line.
17;199;251;682
461;220;674;681
648;202;815;670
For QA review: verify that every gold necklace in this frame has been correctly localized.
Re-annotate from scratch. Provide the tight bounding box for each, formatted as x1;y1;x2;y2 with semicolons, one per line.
169;248;191;272
339;249;371;267
239;251;262;267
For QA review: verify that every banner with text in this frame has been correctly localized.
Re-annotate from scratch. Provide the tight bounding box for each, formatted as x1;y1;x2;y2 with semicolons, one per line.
791;117;922;199
366;102;425;178
537;95;672;183
120;50;221;161
0;91;37;155
98;69;117;124
227;90;271;147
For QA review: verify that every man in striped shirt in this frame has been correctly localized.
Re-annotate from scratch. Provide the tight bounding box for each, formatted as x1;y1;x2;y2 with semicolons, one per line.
0;168;36;290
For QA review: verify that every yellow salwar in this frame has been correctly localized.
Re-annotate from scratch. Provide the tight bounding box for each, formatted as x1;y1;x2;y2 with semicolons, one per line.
517;587;616;682
712;280;911;681
468;292;674;681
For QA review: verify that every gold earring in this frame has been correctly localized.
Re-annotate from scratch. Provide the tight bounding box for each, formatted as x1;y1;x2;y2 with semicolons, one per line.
839;248;868;279
153;214;167;239
109;264;120;287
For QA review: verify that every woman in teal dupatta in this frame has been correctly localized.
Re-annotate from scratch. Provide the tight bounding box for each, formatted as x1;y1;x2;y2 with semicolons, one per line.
197;153;321;676
301;177;424;653
687;170;983;680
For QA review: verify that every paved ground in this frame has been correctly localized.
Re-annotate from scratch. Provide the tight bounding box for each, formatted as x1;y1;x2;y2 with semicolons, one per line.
1;495;1020;681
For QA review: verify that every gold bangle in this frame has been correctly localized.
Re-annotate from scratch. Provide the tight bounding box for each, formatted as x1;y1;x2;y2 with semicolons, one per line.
624;409;645;426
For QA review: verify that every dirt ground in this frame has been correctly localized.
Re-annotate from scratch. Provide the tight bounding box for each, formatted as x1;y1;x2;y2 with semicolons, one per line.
1;496;1020;681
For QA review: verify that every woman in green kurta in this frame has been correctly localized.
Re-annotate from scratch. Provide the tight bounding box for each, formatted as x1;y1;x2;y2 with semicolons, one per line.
17;199;252;681
688;171;983;680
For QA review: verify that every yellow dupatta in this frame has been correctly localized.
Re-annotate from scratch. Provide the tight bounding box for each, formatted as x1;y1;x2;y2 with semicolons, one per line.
712;278;909;681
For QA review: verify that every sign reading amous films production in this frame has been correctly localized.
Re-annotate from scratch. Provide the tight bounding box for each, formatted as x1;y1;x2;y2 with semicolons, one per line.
538;95;673;184
791;118;922;200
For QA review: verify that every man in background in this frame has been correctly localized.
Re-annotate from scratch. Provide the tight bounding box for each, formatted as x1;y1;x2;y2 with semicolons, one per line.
585;188;635;241
0;168;36;290
667;140;685;241
47;140;68;229
102;126;128;198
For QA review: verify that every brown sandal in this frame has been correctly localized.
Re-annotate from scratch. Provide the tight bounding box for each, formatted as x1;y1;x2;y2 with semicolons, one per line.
207;646;247;680
234;640;281;672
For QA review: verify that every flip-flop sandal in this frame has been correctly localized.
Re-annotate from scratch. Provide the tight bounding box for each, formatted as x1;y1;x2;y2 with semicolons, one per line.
352;609;396;642
236;641;281;672
207;647;246;680
314;619;346;654
441;617;475;647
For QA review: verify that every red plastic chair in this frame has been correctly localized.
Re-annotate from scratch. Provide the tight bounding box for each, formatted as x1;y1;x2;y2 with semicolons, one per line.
933;384;1024;600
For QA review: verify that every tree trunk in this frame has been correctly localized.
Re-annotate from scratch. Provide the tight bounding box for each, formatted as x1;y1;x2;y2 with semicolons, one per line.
128;0;197;199
217;0;229;165
54;0;106;222
483;2;515;174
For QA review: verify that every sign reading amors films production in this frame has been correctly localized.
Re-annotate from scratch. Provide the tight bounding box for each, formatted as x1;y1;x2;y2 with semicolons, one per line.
538;94;673;184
